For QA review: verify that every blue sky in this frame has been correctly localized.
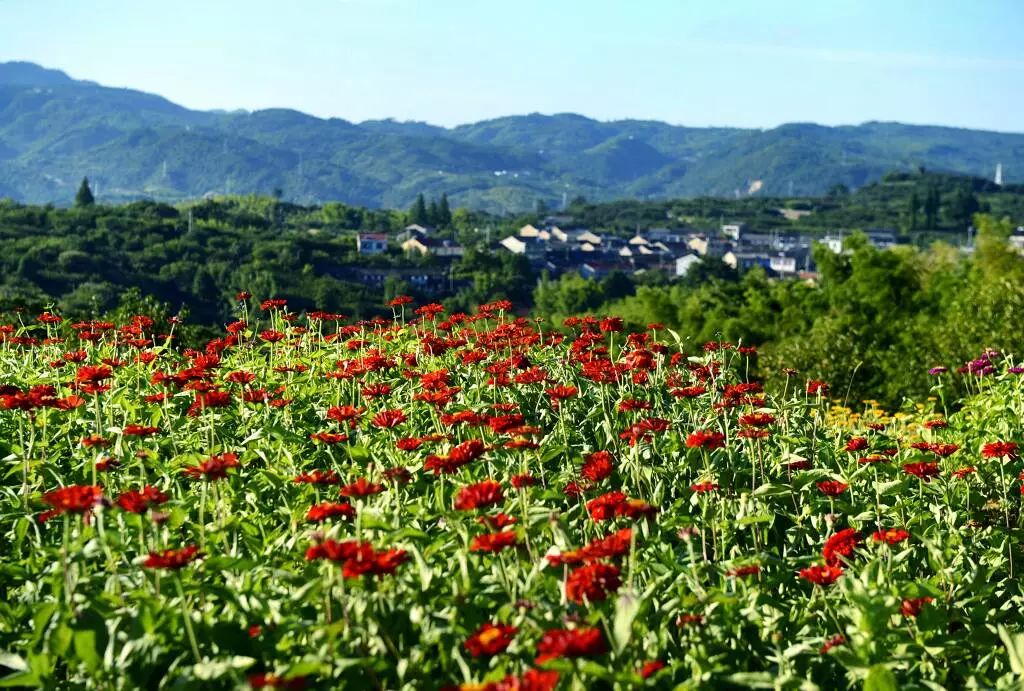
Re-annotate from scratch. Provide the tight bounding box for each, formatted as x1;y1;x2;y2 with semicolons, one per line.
2;0;1023;131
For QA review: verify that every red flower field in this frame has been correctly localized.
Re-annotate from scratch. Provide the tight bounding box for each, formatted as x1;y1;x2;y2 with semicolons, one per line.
0;297;1022;688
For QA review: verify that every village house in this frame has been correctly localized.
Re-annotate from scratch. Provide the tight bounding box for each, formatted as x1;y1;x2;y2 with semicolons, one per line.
401;235;465;258
675;253;701;277
356;232;389;255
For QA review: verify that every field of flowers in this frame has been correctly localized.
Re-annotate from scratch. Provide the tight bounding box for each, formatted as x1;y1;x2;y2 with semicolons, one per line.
1;296;1023;690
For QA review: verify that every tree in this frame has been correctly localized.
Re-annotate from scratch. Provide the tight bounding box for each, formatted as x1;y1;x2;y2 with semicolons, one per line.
409;194;428;225
427;199;439;226
949;185;980;228
826;183;850;198
75;177;95;207
904;191;919;234
922;186;940;229
437;193;452;227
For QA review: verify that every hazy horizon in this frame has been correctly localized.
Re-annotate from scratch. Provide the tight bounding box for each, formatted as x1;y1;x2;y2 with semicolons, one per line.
2;0;1023;133
6;58;1024;138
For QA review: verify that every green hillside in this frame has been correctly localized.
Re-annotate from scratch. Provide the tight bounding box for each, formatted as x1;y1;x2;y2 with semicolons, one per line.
1;62;1022;212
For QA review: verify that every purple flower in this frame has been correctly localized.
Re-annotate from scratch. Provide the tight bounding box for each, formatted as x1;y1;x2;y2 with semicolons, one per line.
1009;366;1024;375
928;366;948;376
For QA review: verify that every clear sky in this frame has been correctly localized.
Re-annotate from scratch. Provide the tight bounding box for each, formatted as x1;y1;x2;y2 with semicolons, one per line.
2;0;1023;131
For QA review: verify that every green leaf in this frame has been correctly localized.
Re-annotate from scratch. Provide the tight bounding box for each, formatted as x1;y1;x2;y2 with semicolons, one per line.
0;671;38;688
192;656;256;680
612;589;641;654
864;664;898;691
998;625;1024;676
0;653;26;673
72;629;101;673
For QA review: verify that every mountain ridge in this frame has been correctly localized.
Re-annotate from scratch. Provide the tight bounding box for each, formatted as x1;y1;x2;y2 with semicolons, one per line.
0;61;1021;212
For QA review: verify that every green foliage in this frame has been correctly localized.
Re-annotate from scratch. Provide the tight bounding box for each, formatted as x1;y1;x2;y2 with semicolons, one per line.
536;219;1024;407
74;178;94;207
4;64;1024;213
0;307;1023;688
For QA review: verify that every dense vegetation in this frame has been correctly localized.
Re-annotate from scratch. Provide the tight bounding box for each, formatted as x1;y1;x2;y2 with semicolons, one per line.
1;168;1023;407
1;304;1023;689
538;215;1024;406
565;169;1024;237
3;61;1024;212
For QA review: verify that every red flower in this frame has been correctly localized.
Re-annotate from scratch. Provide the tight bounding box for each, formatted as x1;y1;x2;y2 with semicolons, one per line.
726;564;761;578
599;317;623;332
293;469;340;485
822;528;862;566
40;485;103;522
310;432;348;444
188;390;232;416
383;466;412;484
799;564;843;586
395;437;423;451
806;380;830;396
900;596;934;618
691;482;719;493
676;614;705;627
951;466;977;479
305;539;407;578
371;408;407;428
144;545;201;570
816;480;849;497
585;491;656;521
739;413;774;427
565;563;622;604
511;473;536;488
464;623;517;657
306;502;356;522
455;480;504;510
326;405;365;427
545;385;578;400
686;430;725;450
81;434;111;448
844;437;868;452
116;486;168;514
618;398;651;412
424;438;488;474
581;451;615;483
249;673;307;690
75;365;113;385
982;441;1019;459
820;634;846;654
535;627;607;664
639;661;666;679
471;530;519;553
671;385;706;399
489;413;526;435
183;453;239;481
123;424;160;437
871;528;911;544
478;513;517;530
903;462;940;481
548;528;633;566
929;443;959;457
339;478;384;498
585;491;626;520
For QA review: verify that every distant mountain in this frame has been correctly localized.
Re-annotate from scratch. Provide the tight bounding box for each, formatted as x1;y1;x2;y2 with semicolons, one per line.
1;61;1022;213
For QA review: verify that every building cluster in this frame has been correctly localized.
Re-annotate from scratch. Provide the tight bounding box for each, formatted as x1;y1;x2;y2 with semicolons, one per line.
495;218;900;281
349;217;910;294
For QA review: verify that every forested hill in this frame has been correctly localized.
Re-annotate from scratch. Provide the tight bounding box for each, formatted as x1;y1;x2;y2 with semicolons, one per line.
1;61;1023;213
